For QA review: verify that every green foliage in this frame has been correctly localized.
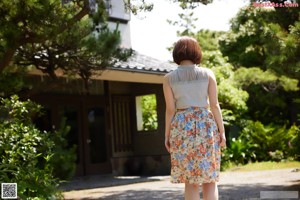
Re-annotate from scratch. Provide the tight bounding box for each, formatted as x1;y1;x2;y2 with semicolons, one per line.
0;0;134;95
218;4;300;127
234;67;299;92
169;0;213;9
222;137;257;166
201;48;249;124
48;119;77;181
125;0;154;15
289;125;300;160
195;30;225;52
219;5;300;79
219;8;267;68
0;65;26;97
0;95;43;124
226;161;300;172
262;20;300;79
222;120;300;167
239;121;294;161
141;94;158;131
234;67;299;125
0;95;76;199
0;95;61;199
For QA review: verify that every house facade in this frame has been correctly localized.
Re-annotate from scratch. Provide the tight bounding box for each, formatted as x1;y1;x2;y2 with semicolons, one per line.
28;0;177;176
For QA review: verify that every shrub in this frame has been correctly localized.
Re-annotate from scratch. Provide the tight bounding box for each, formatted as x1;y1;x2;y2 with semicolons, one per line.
289;125;300;160
0;95;75;199
239;120;298;161
49;119;77;180
222;120;299;167
222;137;258;166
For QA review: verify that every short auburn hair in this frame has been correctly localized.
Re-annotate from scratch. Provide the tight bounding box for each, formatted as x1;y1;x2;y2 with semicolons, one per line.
172;36;202;65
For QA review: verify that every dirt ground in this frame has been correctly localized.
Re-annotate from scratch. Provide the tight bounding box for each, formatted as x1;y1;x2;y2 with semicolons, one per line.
62;168;300;200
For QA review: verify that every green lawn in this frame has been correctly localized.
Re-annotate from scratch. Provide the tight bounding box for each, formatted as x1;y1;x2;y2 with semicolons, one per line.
227;161;300;172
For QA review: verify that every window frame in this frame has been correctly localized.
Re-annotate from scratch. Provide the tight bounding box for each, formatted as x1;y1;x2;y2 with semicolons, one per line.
135;93;159;133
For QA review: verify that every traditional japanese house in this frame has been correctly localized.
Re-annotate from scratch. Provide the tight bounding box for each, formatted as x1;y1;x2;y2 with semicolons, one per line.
27;0;177;176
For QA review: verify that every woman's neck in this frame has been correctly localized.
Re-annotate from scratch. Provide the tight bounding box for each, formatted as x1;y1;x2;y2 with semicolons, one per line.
179;60;194;66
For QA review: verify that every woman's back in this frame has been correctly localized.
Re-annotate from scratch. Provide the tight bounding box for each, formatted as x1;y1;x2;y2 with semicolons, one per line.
166;65;209;109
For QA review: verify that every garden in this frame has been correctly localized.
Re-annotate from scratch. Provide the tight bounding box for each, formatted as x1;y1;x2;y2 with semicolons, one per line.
0;0;299;199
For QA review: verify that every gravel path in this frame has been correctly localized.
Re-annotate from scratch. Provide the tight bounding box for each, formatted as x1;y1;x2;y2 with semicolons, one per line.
62;168;300;200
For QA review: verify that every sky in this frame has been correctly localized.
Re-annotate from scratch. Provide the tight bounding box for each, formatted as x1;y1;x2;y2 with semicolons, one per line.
130;0;250;61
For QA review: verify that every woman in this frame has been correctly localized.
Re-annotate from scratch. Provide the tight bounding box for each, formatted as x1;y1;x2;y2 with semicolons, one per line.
163;36;226;200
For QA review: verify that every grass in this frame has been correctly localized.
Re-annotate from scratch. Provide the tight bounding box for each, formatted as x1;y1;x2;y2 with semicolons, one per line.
226;161;300;172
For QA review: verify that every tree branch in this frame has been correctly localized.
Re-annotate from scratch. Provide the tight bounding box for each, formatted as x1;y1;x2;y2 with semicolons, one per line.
0;0;90;73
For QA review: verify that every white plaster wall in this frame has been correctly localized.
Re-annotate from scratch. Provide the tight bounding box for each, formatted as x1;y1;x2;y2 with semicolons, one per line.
108;22;132;48
106;0;131;48
108;0;131;21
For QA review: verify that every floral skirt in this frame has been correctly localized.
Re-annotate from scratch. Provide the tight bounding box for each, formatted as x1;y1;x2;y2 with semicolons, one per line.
169;107;221;184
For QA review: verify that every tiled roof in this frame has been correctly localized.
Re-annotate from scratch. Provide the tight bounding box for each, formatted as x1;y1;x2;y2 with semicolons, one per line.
111;52;177;74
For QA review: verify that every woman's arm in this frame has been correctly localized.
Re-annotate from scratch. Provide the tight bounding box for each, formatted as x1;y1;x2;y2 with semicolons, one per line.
163;75;176;153
207;70;226;148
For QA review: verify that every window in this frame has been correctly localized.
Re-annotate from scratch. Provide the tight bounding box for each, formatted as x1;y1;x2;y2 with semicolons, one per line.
136;94;158;131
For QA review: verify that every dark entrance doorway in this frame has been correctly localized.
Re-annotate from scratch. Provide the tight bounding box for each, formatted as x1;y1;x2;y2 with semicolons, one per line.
33;95;111;176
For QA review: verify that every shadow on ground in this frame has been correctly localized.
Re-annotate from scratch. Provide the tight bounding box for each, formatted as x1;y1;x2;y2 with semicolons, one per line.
60;175;163;191
83;184;300;200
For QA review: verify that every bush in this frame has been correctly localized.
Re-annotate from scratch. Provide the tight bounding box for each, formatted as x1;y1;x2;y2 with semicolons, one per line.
222;137;258;166
289;125;300;160
239;121;298;161
0;95;75;199
49;119;77;180
222;120;299;168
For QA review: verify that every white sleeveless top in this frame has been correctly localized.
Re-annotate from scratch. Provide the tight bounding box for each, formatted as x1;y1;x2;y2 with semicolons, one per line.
165;65;210;109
